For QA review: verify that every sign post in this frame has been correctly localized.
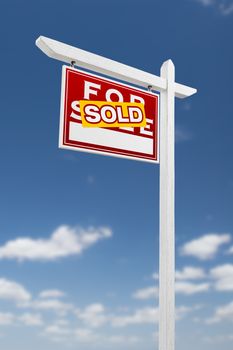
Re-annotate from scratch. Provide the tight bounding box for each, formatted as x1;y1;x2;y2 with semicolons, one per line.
159;60;175;350
36;36;197;350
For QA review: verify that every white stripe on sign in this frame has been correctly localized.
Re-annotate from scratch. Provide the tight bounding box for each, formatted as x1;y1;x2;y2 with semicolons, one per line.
69;122;154;155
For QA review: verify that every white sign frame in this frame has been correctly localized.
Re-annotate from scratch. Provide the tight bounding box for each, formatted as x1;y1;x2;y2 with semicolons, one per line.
36;35;197;350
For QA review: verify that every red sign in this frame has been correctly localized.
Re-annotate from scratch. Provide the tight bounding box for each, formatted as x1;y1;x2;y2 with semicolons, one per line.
59;66;159;163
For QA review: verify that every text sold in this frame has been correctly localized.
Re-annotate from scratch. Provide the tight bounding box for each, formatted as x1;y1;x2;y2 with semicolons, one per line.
79;101;147;128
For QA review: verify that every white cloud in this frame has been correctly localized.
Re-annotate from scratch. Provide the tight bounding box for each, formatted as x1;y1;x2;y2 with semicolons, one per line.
204;334;233;343
54;319;70;327
0;225;112;261
87;175;95;184
39;301;198;347
106;335;140;345
39;290;65;299
175;306;195;320
111;305;195;327
75;329;141;345
176;266;206;280
133;286;159;300
176;281;210;295
152;267;206;282
196;0;214;5
112;307;159;327
74;328;94;341
44;323;141;346
42;324;73;344
76;303;108;328
175;127;192;142
0;278;31;303
44;324;72;336
152;272;159;280
133;270;209;300
205;301;233;324
21;299;73;315
228;245;233;254
180;233;231;260
134;282;209;298
19;313;43;326
0;312;15;325
182;102;192;111
78;328;103;345
210;264;233;291
219;3;233;14
194;0;233;15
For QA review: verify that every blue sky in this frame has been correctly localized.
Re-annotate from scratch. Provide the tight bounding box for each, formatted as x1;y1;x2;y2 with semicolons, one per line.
0;0;233;349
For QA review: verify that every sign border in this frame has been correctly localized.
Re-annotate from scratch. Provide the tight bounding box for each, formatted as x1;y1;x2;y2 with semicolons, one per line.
59;65;160;164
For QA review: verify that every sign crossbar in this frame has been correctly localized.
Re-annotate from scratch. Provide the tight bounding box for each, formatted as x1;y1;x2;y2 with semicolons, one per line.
36;36;196;99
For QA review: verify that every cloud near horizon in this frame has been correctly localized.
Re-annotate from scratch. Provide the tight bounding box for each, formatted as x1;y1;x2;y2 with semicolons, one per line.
39;289;65;299
206;300;233;324
0;278;31;303
210;264;233;291
0;225;112;262
180;233;231;260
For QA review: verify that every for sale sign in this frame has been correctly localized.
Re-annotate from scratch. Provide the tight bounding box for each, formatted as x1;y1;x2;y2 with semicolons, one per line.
59;66;159;163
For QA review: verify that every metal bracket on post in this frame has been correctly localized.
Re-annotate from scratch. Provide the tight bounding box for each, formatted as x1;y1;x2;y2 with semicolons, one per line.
148;85;153;92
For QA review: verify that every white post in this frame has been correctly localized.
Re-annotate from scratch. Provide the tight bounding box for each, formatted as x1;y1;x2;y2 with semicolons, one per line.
159;60;175;350
35;36;197;350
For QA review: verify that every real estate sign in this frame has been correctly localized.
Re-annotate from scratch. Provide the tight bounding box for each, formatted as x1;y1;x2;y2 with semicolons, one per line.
59;66;159;163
